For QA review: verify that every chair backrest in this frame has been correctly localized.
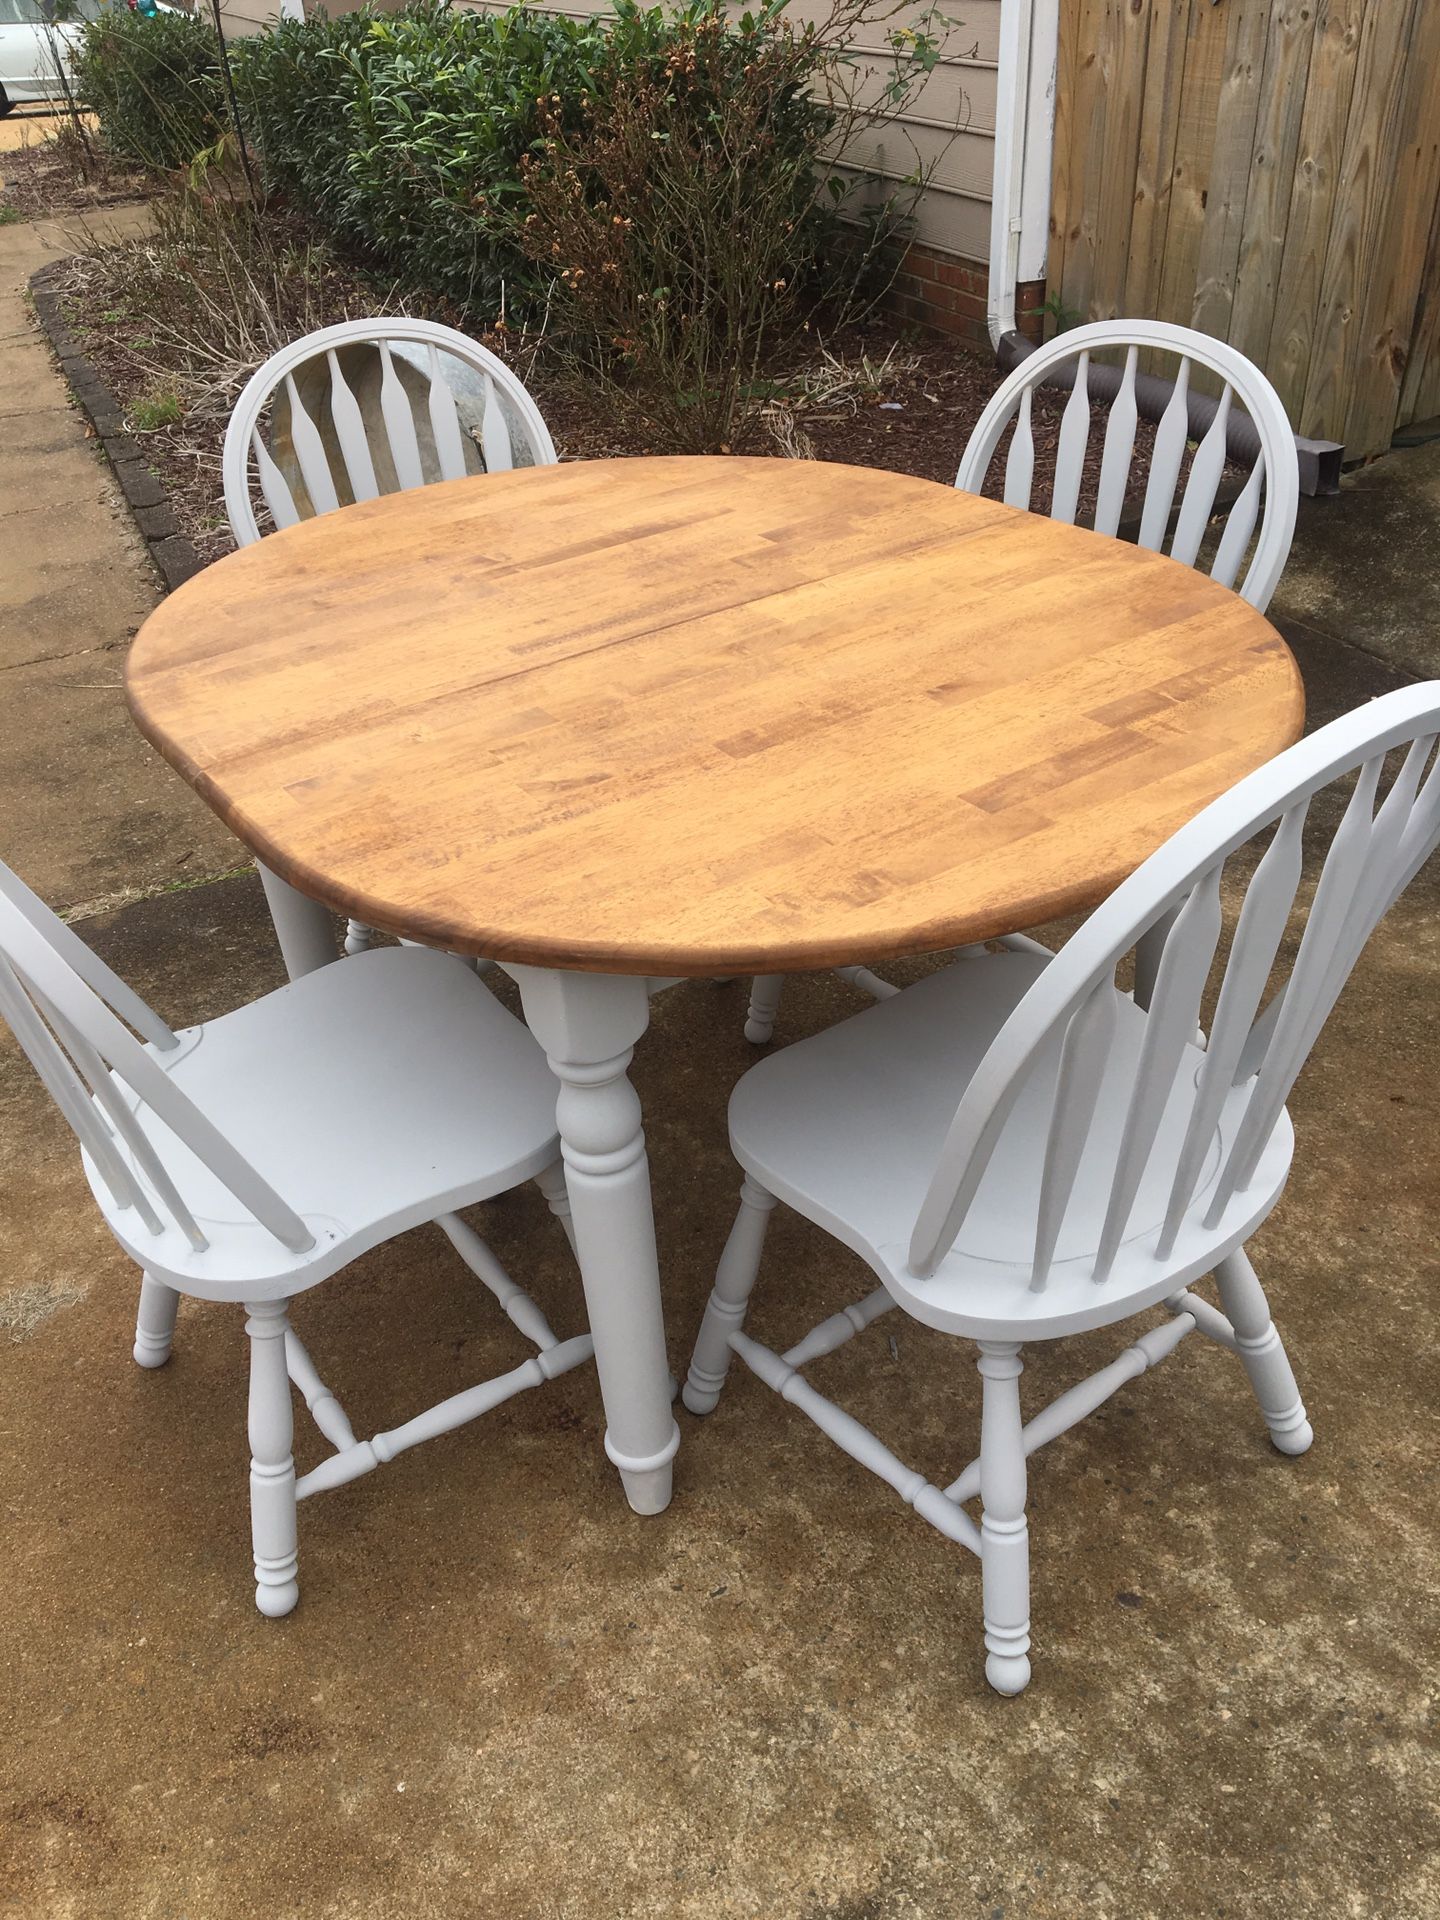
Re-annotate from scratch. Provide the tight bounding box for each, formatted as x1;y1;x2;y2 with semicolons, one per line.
222;318;559;548
909;684;1440;1286
0;862;313;1256
955;319;1299;612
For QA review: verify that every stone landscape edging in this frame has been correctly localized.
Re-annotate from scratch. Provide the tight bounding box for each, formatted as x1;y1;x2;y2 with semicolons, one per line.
29;256;203;594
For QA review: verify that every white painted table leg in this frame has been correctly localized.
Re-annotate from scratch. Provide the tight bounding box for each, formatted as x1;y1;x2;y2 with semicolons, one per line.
256;862;338;980
504;965;680;1514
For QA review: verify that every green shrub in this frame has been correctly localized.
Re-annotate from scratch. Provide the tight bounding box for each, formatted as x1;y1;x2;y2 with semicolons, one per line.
514;1;860;448
226;0;947;445
71;9;227;172
235;1;608;317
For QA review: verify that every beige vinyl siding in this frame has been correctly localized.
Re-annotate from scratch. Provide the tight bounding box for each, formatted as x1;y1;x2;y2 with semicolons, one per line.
216;0;284;36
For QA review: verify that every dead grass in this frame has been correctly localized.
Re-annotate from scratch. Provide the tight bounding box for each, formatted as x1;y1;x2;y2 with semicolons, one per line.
1;1276;87;1342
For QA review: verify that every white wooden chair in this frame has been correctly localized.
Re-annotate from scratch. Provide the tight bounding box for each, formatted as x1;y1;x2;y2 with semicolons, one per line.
742;319;1302;1047
955;318;1300;613
688;685;1440;1693
222;317;559;961
0;857;590;1618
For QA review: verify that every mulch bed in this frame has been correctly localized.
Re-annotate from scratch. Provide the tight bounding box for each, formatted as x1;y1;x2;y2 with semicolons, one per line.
40;180;1166;571
0;126;151;219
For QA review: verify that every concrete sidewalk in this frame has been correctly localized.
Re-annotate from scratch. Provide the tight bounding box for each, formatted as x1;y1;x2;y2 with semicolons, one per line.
0;208;239;913
0;213;1437;1919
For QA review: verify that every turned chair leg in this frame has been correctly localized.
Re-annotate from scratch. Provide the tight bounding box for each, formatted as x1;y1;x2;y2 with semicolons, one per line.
535;1157;577;1256
977;1340;1031;1695
132;1272;179;1369
245;1298;300;1619
683;1177;777;1414
745;975;786;1045
1213;1248;1313;1456
343;920;375;956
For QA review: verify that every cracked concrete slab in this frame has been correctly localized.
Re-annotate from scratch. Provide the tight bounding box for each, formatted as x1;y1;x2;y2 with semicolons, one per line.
0;213;244;907
0;648;244;904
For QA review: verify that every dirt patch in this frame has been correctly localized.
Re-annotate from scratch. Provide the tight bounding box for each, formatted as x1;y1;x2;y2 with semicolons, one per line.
0;125;150;219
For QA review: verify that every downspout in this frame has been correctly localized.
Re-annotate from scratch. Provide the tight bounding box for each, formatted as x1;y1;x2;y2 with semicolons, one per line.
988;0;1056;356
984;0;1341;494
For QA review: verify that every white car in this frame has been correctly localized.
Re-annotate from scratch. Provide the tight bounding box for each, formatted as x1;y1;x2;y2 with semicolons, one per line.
0;0;103;117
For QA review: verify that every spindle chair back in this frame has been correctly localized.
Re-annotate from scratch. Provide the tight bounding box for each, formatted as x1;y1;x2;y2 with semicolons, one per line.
955;319;1299;612
0;857;590;1618
223;318;558;959
688;685;1440;1691
222;318;557;548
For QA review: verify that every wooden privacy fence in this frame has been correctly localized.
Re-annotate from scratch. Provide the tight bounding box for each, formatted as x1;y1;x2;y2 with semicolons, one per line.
1048;0;1440;459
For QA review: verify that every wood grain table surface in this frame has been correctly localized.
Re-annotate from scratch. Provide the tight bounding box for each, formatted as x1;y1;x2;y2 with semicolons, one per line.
127;456;1304;976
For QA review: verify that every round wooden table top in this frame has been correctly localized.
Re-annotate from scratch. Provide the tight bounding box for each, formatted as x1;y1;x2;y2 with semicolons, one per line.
127;456;1304;976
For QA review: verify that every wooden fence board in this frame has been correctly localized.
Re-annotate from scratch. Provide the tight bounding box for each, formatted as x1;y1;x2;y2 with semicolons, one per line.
1122;0;1190;318
1055;0;1115;323
1088;0;1154;322
1340;0;1440;453
1153;1;1228;329
1227;0;1321;372
1398;189;1440;429
1189;0;1272;342
1263;0;1366;423
1300;0;1418;440
1053;0;1440;455
1047;0;1082;305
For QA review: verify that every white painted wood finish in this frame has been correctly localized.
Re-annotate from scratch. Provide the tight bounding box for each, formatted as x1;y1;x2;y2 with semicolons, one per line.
688;686;1440;1692
502;964;681;1516
955;320;1301;613
222;318;556;549
222;318;558;966
0;858;596;1616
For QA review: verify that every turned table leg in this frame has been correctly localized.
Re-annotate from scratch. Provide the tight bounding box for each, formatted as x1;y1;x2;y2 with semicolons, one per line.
504;965;680;1515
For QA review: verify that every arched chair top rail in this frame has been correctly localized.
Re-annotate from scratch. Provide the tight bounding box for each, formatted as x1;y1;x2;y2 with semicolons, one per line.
955;318;1300;613
908;682;1440;1279
222;317;559;549
0;858;176;1051
0;882;314;1255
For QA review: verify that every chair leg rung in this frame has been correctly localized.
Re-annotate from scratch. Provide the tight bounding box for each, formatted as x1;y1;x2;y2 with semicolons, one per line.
833;964;900;1001
781;1285;896;1368
728;1330;981;1555
1167;1287;1239;1352
436;1211;562;1351
285;1327;357;1452
945;1313;1197;1504
295;1335;594;1502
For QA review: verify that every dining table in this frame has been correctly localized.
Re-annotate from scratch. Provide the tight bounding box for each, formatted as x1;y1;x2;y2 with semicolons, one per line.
124;453;1305;1519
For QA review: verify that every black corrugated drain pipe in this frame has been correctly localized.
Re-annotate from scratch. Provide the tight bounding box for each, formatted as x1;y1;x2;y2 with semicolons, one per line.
995;331;1344;498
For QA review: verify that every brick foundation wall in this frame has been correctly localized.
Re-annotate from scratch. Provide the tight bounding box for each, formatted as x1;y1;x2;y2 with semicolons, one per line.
886;244;1047;352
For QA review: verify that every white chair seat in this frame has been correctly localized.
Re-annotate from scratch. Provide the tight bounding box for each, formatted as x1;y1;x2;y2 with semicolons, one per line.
0;861;588;1617
93;946;560;1295
730;949;1294;1341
